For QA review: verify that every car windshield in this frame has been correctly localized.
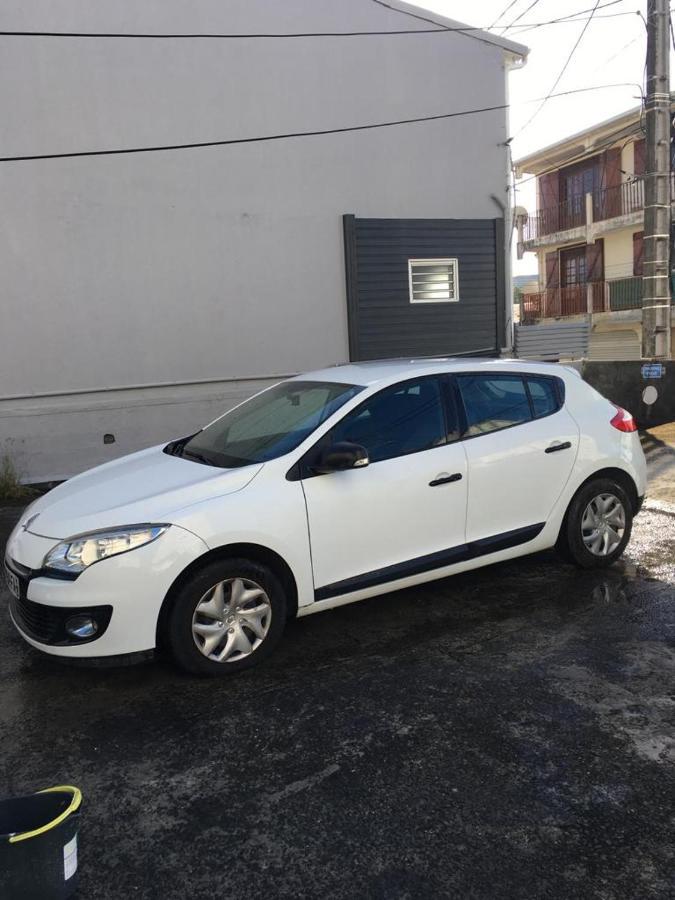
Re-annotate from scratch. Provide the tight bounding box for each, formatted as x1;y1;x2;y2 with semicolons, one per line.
173;380;363;468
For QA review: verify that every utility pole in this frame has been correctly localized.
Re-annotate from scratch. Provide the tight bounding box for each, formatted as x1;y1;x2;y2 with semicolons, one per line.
642;0;671;359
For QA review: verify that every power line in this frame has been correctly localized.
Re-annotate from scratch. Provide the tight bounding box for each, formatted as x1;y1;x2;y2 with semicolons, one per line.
0;26;524;38
511;6;638;35
515;120;646;189
592;33;643;70
514;0;603;138
367;0;448;30
0;5;625;39
502;0;542;32
366;0;528;51
490;0;523;29
0;83;642;164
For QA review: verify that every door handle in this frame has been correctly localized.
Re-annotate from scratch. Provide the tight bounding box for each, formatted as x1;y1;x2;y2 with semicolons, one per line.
545;441;572;454
429;472;463;487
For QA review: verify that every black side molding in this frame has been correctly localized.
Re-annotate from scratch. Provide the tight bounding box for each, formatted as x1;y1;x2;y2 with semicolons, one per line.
314;522;545;602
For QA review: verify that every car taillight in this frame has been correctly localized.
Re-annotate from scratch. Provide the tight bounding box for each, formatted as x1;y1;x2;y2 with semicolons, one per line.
610;405;637;433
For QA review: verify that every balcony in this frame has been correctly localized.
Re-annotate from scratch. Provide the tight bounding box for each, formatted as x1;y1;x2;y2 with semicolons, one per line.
522;179;646;245
520;277;643;324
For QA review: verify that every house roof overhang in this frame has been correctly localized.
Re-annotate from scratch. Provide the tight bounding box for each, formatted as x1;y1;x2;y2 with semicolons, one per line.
514;95;675;177
380;0;529;62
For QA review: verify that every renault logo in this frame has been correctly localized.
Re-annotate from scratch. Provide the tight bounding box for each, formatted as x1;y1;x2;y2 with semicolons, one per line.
22;513;40;532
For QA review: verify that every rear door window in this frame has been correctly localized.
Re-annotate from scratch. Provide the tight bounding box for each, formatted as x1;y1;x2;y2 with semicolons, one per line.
526;376;561;418
456;374;532;437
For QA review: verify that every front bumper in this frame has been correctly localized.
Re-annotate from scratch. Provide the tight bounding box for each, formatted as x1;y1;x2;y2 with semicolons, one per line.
8;567;113;645
4;524;208;658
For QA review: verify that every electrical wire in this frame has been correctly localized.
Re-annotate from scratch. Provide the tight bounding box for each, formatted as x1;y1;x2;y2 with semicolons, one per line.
0;84;639;164
0;4;625;39
515;122;645;190
490;0;523;29
501;0;542;32
0;26;483;38
591;33;643;71
368;0;532;52
367;0;449;30
511;5;636;35
513;0;603;139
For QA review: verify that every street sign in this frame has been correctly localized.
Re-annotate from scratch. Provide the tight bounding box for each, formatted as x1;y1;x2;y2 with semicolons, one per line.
641;363;665;379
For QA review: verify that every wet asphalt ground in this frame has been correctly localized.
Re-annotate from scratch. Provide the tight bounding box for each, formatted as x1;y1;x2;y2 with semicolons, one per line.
1;503;674;899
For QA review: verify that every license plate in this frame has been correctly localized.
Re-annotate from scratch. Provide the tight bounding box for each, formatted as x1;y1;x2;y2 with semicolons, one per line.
3;564;20;600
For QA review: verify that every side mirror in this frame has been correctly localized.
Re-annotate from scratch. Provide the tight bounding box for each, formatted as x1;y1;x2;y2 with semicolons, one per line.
314;441;369;474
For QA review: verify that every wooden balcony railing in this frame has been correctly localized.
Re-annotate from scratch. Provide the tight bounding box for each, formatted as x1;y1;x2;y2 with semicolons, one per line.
594;179;644;221
523;198;586;242
522;176;658;242
521;283;608;323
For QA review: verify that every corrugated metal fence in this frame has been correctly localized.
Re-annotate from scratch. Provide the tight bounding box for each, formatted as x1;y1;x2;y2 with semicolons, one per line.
514;321;590;361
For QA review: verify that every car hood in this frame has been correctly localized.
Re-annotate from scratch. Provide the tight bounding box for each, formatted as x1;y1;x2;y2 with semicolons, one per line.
21;445;263;539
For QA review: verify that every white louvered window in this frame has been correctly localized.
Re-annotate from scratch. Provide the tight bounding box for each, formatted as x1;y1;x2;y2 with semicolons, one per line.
408;258;459;304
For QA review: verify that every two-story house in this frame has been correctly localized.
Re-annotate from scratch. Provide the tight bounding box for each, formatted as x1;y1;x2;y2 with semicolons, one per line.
0;0;527;483
514;101;674;361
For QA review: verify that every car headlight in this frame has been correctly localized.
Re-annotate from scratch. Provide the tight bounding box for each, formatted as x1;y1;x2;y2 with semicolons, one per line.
43;525;169;575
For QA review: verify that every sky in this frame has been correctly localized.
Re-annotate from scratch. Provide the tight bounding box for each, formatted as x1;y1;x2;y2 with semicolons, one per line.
409;0;664;275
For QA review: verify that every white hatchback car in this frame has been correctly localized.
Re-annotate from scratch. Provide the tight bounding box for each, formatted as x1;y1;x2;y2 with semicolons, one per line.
5;359;646;675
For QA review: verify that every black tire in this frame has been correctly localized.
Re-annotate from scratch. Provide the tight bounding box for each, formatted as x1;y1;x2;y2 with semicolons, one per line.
163;558;287;676
559;477;633;570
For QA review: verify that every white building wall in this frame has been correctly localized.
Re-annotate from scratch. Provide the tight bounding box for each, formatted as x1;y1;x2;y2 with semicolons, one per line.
0;0;519;480
604;227;637;282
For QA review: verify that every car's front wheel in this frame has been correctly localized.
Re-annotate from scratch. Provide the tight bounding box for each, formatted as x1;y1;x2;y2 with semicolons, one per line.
558;477;633;569
164;558;287;675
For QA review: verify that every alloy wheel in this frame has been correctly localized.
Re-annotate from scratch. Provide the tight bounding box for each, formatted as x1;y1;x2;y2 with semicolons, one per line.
581;492;626;557
191;577;272;663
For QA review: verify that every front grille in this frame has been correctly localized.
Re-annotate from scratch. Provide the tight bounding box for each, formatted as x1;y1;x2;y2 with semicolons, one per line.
10;593;113;646
11;594;62;643
7;556;113;646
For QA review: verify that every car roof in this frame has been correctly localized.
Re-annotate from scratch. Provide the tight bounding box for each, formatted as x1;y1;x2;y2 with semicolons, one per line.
291;358;577;388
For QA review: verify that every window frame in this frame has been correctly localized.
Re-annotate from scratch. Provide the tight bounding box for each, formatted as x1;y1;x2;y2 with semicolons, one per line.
295;374;460;478
559;244;588;288
451;372;565;442
408;258;459;304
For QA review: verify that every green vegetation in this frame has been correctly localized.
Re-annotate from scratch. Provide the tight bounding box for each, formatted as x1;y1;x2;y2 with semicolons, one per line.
0;455;37;504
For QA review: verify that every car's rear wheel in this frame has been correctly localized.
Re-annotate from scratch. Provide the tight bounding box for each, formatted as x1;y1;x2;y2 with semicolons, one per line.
164;558;287;675
558;477;633;569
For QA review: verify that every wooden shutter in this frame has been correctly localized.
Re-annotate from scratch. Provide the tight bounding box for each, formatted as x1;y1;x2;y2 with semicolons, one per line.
586;238;605;283
633;138;646;176
633;231;644;276
538;171;560;234
603;148;622;218
545;251;560;288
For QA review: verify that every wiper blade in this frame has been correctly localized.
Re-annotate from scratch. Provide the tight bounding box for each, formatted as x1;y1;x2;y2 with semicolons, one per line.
181;448;217;467
164;432;199;457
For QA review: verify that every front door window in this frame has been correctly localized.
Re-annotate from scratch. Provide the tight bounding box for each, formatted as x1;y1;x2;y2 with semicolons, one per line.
327;377;450;463
560;246;587;287
561;162;599;228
